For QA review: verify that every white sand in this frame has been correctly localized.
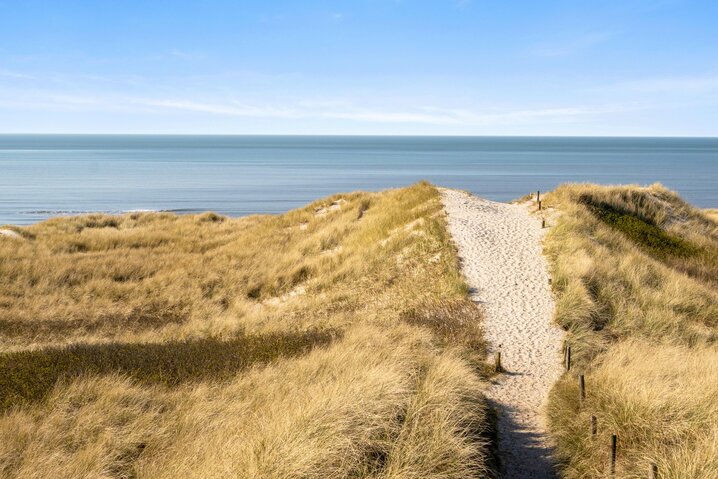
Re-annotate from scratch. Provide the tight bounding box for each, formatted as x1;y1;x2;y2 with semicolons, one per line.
441;188;564;479
0;229;22;239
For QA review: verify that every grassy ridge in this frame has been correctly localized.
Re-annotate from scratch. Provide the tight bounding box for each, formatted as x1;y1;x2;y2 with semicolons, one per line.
0;183;492;478
0;329;336;410
544;183;718;478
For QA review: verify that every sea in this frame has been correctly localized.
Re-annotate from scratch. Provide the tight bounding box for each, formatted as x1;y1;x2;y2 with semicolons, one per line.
1;135;716;226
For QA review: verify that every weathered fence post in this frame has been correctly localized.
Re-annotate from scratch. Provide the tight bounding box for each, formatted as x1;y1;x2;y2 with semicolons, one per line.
538;200;542;210
610;434;617;475
537;190;541;202
565;346;571;371
591;415;597;435
495;351;502;373
542;218;546;228
579;374;586;400
649;463;658;479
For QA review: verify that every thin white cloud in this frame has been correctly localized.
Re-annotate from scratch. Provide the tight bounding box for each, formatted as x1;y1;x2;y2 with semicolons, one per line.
0;86;637;127
595;75;718;93
0;69;36;80
135;99;284;116
168;49;205;60
132;97;633;125
134;98;458;123
532;31;615;57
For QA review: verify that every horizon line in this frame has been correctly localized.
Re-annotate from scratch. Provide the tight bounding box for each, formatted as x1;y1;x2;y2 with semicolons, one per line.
1;133;717;139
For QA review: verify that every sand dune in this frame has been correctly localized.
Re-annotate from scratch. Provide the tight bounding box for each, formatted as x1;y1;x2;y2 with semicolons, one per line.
0;229;22;239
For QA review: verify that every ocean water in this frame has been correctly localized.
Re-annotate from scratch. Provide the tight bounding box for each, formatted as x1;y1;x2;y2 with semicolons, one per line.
1;135;716;226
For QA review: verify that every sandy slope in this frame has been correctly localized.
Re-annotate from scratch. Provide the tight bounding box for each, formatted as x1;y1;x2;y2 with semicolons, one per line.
441;188;563;479
0;229;22;239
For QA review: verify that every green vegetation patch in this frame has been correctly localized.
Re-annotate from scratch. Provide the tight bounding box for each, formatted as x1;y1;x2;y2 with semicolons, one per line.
0;328;337;411
578;195;700;260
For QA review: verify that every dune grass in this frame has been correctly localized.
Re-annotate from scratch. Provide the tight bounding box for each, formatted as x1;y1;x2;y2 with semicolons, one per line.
0;329;337;411
543;183;718;478
0;182;492;478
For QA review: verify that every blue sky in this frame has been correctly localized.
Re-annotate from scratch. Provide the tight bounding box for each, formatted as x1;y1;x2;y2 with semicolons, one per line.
1;0;717;135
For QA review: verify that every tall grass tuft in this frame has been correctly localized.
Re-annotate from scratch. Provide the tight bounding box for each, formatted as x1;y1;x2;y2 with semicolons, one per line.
544;183;718;478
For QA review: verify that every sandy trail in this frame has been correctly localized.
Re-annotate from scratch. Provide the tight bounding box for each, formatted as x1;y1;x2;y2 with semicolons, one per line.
441;188;563;479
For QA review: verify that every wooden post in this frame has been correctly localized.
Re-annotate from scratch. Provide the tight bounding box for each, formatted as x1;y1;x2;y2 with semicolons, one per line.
537;190;541;202
495;351;502;373
591;415;597;435
649;463;658;479
610;434;617;475
538;200;542;210
579;374;586;400
542;218;546;228
565;346;571;371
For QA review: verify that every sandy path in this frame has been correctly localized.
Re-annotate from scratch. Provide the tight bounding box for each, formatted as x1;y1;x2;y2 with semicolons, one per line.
441;188;563;479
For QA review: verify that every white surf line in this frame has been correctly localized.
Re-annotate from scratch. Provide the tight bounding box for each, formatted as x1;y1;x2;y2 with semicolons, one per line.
441;188;564;479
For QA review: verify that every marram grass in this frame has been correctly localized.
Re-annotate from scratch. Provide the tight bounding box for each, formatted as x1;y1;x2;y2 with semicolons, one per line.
544;183;718;478
0;182;492;478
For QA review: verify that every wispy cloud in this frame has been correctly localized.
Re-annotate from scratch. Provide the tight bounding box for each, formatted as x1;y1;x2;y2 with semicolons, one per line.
134;99;298;118
133;98;458;123
593;75;718;93
168;49;205;60
0;85;637;126
0;69;36;80
132;97;633;125
531;31;615;57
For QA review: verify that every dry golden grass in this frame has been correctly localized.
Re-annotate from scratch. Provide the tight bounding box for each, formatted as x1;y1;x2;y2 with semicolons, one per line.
0;182;492;478
543;183;718;478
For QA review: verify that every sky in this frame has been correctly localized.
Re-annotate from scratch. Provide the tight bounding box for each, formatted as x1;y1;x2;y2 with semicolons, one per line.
0;0;717;136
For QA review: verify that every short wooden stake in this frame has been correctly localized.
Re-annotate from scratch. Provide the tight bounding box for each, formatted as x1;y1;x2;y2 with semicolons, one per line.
565;346;571;371
649;463;658;479
537;190;541;202
610;434;617;475
542;218;546;228
538;200;542;210
579;374;586;400
591;415;597;435
495;351;502;373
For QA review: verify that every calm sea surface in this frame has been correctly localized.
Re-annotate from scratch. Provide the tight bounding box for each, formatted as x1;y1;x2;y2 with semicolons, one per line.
1;135;716;225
